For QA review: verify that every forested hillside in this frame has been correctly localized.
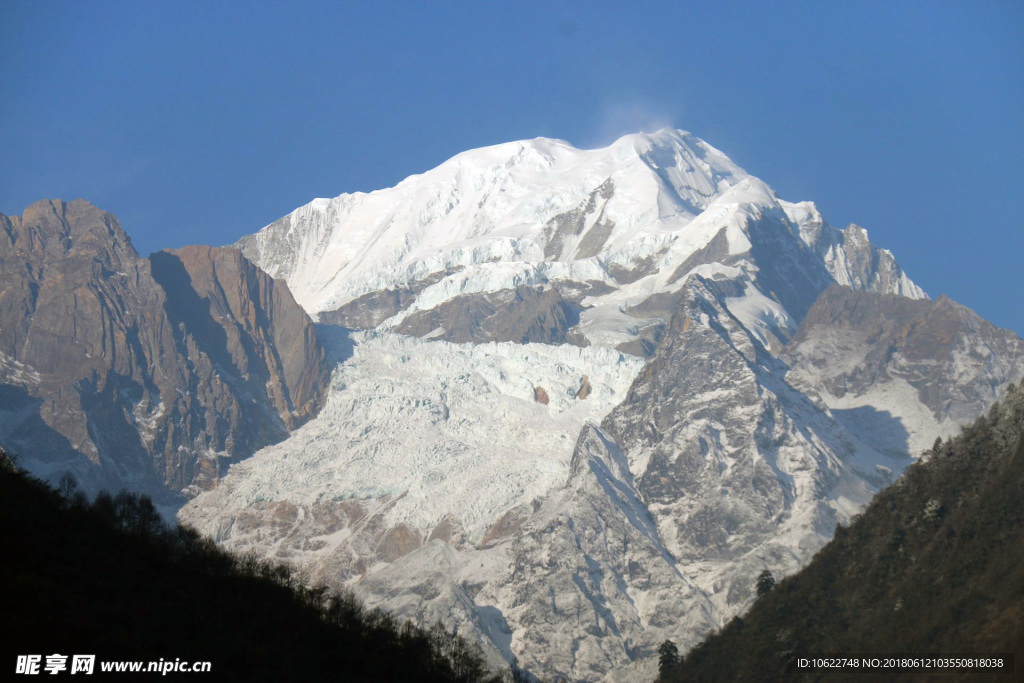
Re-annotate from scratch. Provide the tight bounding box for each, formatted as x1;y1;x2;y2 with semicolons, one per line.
0;449;504;682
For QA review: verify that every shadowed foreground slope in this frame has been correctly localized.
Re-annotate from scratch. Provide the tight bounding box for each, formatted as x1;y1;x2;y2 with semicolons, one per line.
664;384;1024;682
0;449;503;682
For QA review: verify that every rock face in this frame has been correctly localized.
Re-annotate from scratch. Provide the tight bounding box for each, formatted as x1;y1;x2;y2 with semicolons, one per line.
575;375;592;400
152;245;328;432
393;286;586;346
317;269;455;329
0;200;329;499
784;285;1024;444
602;278;852;582
667;384;1024;683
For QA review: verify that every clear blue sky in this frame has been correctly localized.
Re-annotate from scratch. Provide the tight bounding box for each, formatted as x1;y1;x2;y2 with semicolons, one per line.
2;1;1021;333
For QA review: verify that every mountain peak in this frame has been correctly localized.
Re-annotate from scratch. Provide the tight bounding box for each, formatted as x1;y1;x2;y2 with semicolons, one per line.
610;126;691;146
3;198;138;266
234;127;921;347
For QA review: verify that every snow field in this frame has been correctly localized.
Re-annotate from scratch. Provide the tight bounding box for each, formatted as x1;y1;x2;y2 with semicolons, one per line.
185;331;645;542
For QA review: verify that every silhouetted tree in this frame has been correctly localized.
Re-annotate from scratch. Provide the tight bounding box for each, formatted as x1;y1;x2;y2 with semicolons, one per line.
756;569;776;597
658;639;680;678
57;472;78;499
111;490;164;536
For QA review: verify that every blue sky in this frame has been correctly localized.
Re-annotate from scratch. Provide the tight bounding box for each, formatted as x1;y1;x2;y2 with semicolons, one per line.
2;1;1021;333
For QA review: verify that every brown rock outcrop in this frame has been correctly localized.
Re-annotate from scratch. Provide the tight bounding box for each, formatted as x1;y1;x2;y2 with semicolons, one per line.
575;375;592;400
153;245;328;430
480;508;526;548
427;514;468;548
0;200;330;499
377;524;422;562
394;285;586;346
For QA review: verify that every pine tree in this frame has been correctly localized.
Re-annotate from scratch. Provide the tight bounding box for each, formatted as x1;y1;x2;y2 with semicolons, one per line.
658;639;680;678
756;568;776;597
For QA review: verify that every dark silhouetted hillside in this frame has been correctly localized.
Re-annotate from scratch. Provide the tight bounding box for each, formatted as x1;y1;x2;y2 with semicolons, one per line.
0;450;504;682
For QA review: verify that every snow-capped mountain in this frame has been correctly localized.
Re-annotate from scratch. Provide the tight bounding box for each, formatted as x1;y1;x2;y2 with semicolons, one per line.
236;129;920;352
237;130;749;311
181;129;1021;681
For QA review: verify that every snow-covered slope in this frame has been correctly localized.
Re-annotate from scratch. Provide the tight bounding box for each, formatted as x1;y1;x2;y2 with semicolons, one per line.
236;129;922;353
181;129;1021;681
237;130;745;312
184;332;645;551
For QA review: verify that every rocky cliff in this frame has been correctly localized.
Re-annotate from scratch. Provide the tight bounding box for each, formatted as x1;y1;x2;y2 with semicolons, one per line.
784;285;1024;443
0;200;330;500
